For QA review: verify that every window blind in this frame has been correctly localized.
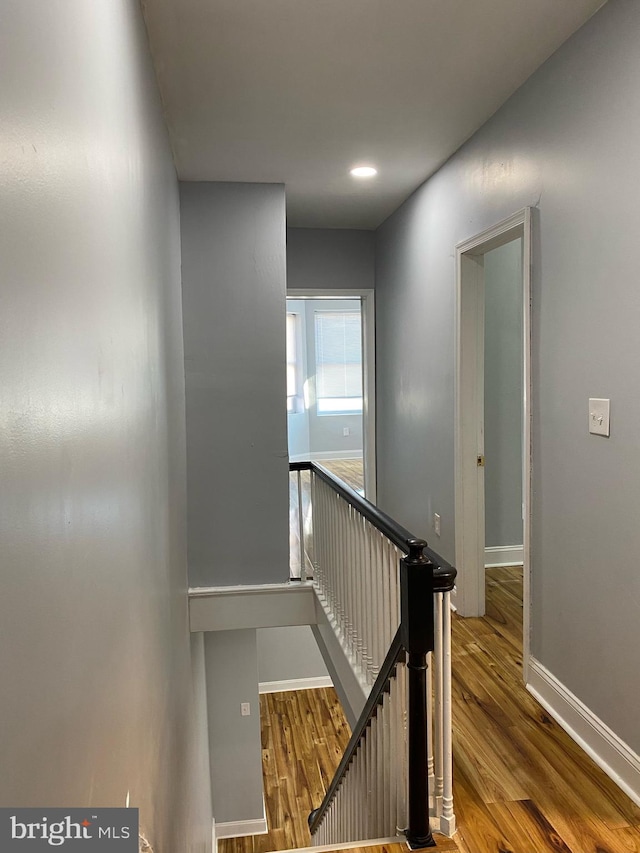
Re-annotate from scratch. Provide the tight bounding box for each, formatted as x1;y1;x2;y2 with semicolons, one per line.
314;310;363;413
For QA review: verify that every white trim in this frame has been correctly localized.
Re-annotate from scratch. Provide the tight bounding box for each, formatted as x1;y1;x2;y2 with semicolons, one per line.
214;817;267;840
484;545;524;567
309;450;363;461
188;582;316;632
311;591;369;729
453;251;485;617
361;290;377;502
527;658;640;809
454;208;532;683
522;208;532;684
259;675;333;694
213;797;268;841
281;837;407;853
287;289;373;299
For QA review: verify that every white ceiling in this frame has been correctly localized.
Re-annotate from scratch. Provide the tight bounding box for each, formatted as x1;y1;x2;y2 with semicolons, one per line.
142;0;606;229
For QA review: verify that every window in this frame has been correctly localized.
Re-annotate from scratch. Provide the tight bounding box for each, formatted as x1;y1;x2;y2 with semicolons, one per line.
286;312;301;413
314;310;363;414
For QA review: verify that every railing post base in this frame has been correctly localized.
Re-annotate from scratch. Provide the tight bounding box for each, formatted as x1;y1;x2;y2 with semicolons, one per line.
405;832;437;849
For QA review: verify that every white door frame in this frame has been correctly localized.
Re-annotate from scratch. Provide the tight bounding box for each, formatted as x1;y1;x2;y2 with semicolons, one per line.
287;289;376;502
454;209;532;679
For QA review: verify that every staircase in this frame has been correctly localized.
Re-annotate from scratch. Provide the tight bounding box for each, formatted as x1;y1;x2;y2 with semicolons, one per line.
290;462;457;848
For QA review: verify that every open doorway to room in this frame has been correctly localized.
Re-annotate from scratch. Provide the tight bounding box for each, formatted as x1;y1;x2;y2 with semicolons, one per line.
454;209;531;678
286;290;375;579
286;297;365;490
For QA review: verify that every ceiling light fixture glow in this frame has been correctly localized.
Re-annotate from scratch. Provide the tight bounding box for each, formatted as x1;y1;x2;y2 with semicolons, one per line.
350;166;378;178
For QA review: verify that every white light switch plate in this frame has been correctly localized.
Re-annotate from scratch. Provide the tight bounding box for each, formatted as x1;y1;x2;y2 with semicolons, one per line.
589;398;610;437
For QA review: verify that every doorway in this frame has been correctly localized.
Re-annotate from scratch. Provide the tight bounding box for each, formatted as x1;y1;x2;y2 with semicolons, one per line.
454;209;532;679
286;290;376;500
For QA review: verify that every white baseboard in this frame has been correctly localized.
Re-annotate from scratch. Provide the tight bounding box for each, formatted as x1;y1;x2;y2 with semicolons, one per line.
213;797;268;841
289;451;362;463
214;817;267;840
259;675;333;694
485;545;523;567
310;450;363;461
527;657;640;808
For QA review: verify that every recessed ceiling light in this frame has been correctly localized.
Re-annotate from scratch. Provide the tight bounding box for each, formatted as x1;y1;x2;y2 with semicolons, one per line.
350;166;378;178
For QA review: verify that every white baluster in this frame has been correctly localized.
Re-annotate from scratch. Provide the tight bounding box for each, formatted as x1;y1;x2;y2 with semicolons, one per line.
297;469;305;580
427;650;435;813
354;511;364;674
383;691;391;836
365;521;376;682
434;591;444;815
440;590;456;836
347;504;356;661
373;713;383;838
374;531;384;675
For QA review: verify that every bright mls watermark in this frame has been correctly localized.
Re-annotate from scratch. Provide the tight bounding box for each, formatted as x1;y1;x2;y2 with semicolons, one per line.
0;809;138;851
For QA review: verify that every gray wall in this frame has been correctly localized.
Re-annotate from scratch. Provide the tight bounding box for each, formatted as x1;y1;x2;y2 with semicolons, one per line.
180;183;289;587
257;626;329;684
0;3;211;850
484;239;523;549
375;0;640;752
287;228;375;292
204;631;263;824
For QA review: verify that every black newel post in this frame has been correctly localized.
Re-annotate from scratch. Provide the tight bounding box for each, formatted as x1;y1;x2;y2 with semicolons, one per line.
400;538;436;849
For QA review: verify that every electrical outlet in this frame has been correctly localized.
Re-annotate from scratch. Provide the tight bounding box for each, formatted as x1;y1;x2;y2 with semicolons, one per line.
241;702;251;717
434;513;441;536
343;427;350;436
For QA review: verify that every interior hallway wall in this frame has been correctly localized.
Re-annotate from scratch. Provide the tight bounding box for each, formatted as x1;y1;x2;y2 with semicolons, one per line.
287;228;375;292
204;630;263;826
257;626;329;685
375;0;640;754
181;182;289;587
0;2;211;849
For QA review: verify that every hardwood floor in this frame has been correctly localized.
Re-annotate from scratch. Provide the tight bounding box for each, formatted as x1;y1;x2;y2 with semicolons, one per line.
218;687;351;853
452;567;640;853
318;459;364;494
221;566;640;853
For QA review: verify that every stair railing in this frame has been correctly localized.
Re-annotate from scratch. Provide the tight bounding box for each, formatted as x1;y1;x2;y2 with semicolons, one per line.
289;462;457;847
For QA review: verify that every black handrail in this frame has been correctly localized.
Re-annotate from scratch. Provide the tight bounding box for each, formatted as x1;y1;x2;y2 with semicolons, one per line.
291;460;456;591
292;460;457;848
308;629;404;835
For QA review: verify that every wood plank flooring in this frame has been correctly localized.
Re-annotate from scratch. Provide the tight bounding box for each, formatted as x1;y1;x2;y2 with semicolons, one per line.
221;566;640;853
452;567;640;853
219;687;351;853
318;459;364;494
